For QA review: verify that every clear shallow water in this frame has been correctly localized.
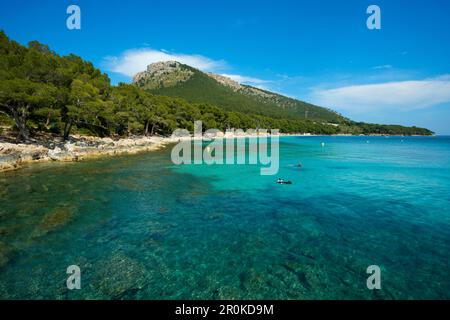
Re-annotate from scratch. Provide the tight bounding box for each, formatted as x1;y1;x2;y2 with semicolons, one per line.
0;136;449;299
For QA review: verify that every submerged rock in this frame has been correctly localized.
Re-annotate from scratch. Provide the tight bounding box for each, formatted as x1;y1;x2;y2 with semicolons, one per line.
0;241;13;268
32;206;74;237
90;252;147;299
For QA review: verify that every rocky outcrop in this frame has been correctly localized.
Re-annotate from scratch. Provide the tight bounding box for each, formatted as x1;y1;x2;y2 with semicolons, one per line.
0;131;287;173
0;136;178;172
206;73;243;91
0;143;49;171
133;61;194;90
132;61;346;125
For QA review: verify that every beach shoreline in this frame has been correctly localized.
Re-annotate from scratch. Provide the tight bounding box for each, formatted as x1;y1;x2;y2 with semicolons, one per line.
0;132;433;172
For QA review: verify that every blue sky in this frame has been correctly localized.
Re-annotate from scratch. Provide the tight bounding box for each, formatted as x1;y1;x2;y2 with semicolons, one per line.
1;0;450;133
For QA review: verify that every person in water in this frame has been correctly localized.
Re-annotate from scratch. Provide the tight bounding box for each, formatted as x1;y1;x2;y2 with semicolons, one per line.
277;178;292;184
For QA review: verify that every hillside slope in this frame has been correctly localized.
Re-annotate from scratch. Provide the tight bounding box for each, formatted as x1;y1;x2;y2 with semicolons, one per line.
0;31;433;140
133;61;346;124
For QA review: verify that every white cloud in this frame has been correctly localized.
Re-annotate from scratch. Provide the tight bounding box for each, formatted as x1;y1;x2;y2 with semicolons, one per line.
103;48;274;90
310;75;450;113
104;48;227;77
220;73;270;85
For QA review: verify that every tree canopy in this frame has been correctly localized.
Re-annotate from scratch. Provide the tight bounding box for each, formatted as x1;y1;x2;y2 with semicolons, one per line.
0;31;434;141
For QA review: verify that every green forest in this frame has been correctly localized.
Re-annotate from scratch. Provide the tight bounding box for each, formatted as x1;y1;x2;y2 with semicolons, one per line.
0;31;433;141
138;63;346;123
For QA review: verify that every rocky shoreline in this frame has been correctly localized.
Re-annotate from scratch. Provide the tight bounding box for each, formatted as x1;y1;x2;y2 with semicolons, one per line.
0;135;178;172
0;132;280;172
0;132;431;172
0;131;285;172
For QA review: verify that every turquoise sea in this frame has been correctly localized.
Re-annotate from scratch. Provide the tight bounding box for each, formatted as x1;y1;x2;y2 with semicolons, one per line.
0;136;449;299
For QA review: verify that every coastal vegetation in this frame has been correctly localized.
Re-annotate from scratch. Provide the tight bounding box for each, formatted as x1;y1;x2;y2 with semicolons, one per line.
0;31;433;142
134;61;345;123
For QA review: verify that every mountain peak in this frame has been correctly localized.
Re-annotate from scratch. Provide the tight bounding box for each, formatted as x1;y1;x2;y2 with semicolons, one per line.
146;60;183;71
132;61;195;88
132;61;347;123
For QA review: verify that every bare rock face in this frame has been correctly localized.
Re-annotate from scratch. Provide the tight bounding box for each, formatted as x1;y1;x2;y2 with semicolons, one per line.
0;154;20;171
133;60;278;103
64;142;75;152
47;147;65;161
206;73;242;90
100;137;114;146
0;142;49;171
206;73;277;100
132;61;194;89
0;135;172;172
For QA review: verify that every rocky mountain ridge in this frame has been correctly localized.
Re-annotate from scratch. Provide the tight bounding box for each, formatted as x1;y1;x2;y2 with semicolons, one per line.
132;61;345;123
